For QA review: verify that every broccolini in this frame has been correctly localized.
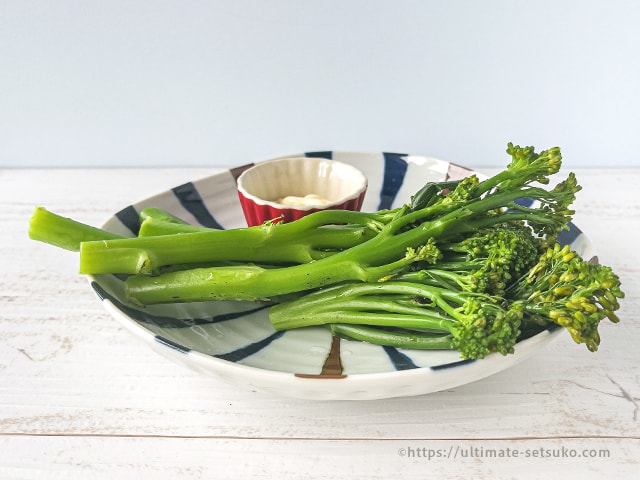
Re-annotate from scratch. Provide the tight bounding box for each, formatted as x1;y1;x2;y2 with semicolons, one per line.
27;143;624;359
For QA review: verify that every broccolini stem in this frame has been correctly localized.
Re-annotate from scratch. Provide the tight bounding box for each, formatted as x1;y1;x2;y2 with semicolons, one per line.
80;222;375;274
138;216;212;236
269;282;457;330
139;207;192;225
80;207;385;274
330;324;454;350
29;206;124;251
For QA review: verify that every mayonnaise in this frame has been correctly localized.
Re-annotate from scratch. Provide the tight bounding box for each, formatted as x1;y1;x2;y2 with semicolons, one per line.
276;194;333;206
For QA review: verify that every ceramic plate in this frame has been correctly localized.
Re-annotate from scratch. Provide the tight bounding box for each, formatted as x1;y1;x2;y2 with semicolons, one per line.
89;151;595;400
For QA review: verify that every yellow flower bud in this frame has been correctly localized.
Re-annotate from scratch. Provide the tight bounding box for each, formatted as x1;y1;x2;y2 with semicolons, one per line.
554;286;574;296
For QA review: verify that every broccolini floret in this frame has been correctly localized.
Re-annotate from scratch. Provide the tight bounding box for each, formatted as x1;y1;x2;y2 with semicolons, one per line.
512;243;624;352
416;223;545;296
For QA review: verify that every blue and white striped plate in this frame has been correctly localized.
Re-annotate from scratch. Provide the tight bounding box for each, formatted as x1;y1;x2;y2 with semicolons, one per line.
89;151;594;400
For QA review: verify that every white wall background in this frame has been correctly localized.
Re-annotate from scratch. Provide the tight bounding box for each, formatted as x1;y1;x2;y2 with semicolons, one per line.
1;0;639;169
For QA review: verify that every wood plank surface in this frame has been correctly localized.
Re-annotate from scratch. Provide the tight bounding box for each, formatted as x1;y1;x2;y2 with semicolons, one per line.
1;168;638;479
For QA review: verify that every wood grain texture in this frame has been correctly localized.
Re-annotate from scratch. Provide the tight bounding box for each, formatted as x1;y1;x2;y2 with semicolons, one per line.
1;168;638;479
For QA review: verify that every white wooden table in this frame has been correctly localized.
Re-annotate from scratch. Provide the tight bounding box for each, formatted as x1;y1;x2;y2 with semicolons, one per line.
1;167;638;479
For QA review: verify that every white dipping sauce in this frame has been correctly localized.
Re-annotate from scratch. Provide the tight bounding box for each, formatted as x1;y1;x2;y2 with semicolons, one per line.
277;194;333;206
